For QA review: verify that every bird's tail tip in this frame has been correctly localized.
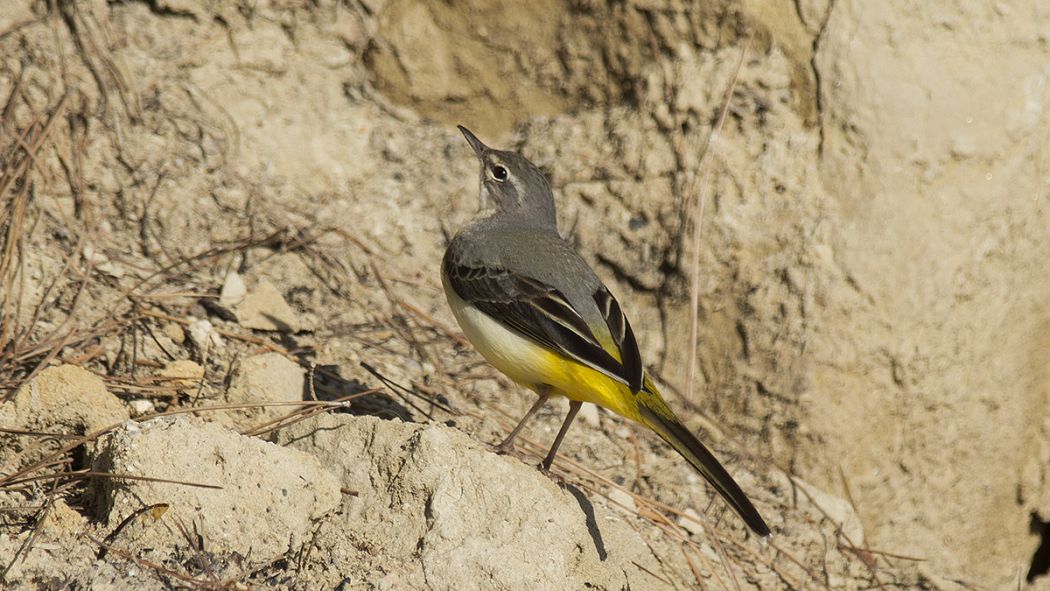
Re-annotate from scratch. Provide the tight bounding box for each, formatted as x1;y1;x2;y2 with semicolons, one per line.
638;403;771;537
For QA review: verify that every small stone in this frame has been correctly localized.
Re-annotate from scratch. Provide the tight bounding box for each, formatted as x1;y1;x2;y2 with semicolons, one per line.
82;244;107;266
225;352;305;429
220;271;247;307
39;499;87;541
229;21;290;74
608;487;638;514
187;318;223;351
123;420;141;435
161;322;185;345
677;507;707;537
159;360;205;388
234;279;303;332
129;399;156;417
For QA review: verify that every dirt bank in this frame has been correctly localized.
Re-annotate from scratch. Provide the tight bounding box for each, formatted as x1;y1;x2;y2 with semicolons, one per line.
1;0;1047;589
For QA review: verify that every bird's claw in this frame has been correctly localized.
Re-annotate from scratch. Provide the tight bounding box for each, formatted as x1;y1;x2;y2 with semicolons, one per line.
491;440;515;456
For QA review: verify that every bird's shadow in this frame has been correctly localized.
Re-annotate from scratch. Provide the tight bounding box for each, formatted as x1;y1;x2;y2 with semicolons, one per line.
565;482;608;561
305;362;413;420
269;326;414;421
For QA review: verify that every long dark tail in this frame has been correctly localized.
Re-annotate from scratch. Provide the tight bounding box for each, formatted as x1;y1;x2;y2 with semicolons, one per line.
637;399;770;537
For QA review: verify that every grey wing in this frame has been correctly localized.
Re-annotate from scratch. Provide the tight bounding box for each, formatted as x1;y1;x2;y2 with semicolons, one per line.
443;248;644;392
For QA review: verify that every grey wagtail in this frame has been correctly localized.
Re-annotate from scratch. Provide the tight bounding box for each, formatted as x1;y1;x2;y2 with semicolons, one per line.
442;126;770;537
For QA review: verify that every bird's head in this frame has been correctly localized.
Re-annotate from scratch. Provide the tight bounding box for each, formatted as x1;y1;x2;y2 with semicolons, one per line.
458;125;557;228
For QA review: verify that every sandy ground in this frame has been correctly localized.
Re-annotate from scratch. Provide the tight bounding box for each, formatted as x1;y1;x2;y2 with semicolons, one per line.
0;0;1048;589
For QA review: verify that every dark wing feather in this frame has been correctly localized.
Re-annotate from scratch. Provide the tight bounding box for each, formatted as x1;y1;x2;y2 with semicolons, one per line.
445;255;640;390
593;287;643;393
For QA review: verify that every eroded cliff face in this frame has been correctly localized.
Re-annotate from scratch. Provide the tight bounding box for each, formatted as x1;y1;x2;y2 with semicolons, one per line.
810;2;1050;582
370;0;1050;584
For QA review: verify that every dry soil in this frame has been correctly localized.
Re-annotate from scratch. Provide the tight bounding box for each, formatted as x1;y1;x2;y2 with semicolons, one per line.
1;0;1048;589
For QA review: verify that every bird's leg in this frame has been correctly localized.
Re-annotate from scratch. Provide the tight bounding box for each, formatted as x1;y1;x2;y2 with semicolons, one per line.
494;391;550;455
541;400;582;471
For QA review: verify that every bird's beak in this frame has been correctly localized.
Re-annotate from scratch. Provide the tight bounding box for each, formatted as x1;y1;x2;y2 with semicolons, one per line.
458;125;487;158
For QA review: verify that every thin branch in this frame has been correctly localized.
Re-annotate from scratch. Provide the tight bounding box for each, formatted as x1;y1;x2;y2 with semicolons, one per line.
686;38;751;403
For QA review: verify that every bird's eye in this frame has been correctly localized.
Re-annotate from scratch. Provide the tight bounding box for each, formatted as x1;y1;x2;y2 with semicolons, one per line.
491;165;509;182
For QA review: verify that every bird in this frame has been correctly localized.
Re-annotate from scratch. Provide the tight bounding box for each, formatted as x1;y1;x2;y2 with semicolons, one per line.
441;125;770;537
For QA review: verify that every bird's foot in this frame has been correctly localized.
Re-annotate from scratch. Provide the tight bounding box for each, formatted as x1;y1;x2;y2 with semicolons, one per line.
536;461;568;486
490;440;515;456
489;440;530;465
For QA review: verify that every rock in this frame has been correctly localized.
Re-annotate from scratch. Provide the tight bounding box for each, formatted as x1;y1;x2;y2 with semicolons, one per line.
229;20;291;74
161;322;185;345
224;352;304;429
677;507;706;537
158;359;205;388
0;498;141;589
0;365;129;473
276;414;673;590
7;365;126;432
91;416;340;566
186;317;223;352
39;499;88;542
219;271;247;307
128;399;155;417
234;279;303;332
83;244;124;278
